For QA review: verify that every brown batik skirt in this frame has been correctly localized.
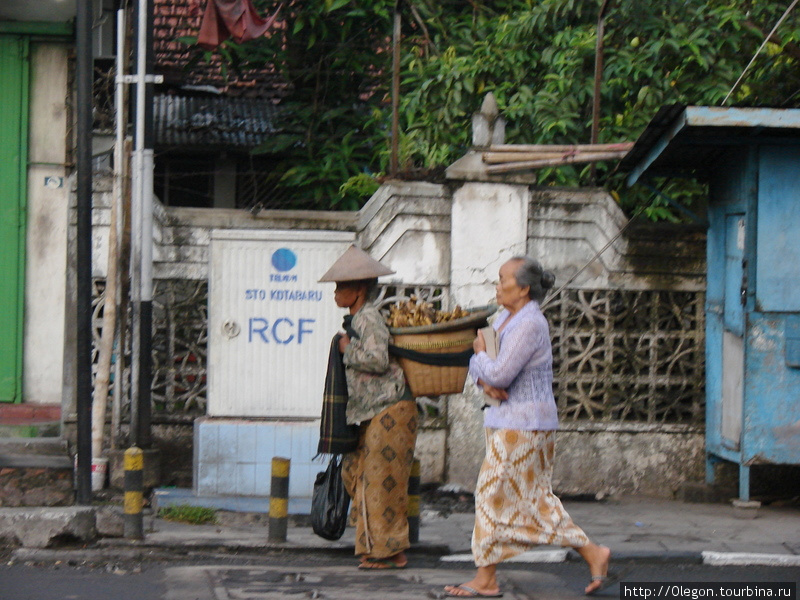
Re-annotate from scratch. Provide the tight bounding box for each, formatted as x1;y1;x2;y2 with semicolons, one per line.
341;399;418;559
472;428;590;567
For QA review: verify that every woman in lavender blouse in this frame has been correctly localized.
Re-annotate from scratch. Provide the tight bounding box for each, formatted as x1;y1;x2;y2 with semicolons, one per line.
444;257;616;599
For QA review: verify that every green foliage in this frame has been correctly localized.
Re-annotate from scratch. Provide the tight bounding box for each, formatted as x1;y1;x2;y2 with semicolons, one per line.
339;172;381;205
158;504;218;525
188;0;800;218
216;0;396;209
391;0;800;218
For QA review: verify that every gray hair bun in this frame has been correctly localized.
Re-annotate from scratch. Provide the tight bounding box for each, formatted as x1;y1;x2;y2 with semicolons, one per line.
511;256;555;302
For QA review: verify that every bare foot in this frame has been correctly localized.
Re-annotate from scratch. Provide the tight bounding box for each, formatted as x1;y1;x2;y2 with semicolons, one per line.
581;544;611;594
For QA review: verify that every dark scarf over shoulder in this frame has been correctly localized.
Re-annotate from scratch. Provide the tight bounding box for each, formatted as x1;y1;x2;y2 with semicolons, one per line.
317;323;359;455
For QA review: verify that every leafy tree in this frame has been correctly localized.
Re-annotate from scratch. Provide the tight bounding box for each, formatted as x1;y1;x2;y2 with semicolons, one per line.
396;0;800;218
187;0;396;210
186;0;800;217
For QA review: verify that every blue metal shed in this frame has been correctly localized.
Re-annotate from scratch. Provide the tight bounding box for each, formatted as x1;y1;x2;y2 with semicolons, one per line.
621;105;800;501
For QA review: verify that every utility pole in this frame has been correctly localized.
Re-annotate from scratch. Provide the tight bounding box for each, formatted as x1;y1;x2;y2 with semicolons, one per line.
75;0;94;505
590;0;611;184
130;0;158;449
390;1;401;177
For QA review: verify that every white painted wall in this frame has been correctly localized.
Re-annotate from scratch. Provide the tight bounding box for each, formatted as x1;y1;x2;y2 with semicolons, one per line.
358;182;451;287
24;44;70;405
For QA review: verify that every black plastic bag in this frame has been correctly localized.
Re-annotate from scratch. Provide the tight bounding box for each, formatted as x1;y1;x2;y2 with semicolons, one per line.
311;455;351;540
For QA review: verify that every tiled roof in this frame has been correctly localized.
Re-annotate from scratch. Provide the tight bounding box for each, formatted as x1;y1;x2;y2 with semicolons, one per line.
154;0;286;99
153;93;280;148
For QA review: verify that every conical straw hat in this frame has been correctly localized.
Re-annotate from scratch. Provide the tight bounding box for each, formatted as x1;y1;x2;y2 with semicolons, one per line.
318;245;395;282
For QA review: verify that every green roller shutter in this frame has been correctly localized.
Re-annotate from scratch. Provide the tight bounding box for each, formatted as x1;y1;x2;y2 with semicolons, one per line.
0;35;29;402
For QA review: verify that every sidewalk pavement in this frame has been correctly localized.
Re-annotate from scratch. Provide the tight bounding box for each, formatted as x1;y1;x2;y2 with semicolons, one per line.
5;496;800;600
79;495;800;567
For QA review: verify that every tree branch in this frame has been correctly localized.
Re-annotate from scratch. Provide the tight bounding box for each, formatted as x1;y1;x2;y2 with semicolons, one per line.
743;19;800;63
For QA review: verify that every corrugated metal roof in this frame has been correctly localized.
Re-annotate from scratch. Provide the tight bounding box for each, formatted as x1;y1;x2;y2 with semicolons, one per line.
154;94;280;149
619;105;800;186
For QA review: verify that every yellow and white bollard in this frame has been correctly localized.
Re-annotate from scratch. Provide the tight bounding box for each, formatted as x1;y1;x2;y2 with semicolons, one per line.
124;446;144;539
268;457;290;542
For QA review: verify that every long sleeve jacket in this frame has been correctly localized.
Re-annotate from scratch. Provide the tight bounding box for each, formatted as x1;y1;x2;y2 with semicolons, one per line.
469;300;558;431
343;304;407;424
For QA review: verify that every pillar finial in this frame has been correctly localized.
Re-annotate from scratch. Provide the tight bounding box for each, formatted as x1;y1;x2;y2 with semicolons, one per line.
472;93;505;147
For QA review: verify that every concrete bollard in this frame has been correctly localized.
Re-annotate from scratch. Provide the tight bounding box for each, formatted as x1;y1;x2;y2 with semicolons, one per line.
268;457;290;542
123;446;144;539
407;458;421;544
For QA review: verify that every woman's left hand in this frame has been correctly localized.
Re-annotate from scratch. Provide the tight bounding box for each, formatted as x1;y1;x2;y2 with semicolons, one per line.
473;330;486;354
482;383;508;402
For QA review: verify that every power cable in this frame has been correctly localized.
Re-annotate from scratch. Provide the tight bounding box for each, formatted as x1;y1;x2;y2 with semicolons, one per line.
722;0;800;105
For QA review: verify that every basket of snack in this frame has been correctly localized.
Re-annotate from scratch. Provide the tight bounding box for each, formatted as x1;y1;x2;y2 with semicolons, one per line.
386;298;491;397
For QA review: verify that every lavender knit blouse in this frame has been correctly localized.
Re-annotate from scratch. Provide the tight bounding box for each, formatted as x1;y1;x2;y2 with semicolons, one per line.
468;300;559;431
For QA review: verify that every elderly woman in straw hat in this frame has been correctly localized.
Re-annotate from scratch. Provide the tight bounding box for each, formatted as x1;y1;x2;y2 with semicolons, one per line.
319;245;416;570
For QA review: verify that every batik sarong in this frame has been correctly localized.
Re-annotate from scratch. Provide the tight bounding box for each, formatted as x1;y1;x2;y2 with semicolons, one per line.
341;399;418;559
472;428;590;567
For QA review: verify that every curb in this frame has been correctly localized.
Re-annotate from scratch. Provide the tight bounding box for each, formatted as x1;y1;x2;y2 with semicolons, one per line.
8;540;452;565
9;544;800;569
98;538;452;557
702;552;800;567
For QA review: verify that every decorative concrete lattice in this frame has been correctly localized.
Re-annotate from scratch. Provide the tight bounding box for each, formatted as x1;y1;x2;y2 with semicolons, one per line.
151;279;208;415
93;282;705;425
89;279;209;418
545;289;706;425
92;62;116;134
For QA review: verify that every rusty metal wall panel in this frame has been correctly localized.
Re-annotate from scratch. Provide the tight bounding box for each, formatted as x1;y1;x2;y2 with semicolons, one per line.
756;147;800;312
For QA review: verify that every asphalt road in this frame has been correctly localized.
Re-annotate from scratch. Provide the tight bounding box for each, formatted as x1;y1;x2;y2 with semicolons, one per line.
1;552;798;600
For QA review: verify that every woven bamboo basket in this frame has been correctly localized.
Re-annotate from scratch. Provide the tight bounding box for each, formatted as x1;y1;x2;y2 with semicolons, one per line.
389;309;491;397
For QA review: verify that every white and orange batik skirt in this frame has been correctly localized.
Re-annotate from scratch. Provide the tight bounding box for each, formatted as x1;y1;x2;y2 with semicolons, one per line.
472;428;590;567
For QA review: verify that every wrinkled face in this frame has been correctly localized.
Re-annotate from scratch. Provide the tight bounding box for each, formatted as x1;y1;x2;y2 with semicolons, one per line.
334;281;365;309
496;259;530;310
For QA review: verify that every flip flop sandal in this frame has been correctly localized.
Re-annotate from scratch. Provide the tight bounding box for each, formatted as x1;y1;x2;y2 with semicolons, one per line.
444;584;504;598
358;558;407;570
585;569;629;596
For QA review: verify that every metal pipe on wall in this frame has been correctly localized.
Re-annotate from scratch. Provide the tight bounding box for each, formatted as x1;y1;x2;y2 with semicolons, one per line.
111;8;126;450
75;0;94;504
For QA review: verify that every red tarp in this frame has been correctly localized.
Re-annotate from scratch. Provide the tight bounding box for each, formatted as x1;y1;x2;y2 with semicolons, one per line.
198;0;281;50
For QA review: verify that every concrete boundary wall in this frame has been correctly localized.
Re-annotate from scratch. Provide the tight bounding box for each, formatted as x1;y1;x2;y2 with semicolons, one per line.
354;181;707;497
75;178;707;498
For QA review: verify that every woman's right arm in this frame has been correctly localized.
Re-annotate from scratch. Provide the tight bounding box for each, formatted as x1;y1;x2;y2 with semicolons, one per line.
470;319;541;388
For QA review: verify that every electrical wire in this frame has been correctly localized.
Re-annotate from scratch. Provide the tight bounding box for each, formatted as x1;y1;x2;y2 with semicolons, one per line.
722;0;800;105
540;204;646;310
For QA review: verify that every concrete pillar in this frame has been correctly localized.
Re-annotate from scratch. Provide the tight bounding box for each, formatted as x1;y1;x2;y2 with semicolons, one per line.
450;182;529;309
446;181;529;490
27;44;71;405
